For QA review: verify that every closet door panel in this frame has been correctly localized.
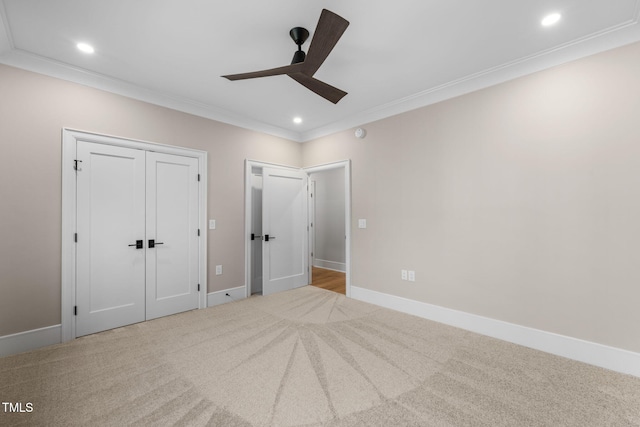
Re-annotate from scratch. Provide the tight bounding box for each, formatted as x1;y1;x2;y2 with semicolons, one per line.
76;142;146;336
145;152;200;320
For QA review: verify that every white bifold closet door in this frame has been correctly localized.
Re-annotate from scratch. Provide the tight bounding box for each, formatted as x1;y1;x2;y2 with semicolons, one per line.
76;142;199;337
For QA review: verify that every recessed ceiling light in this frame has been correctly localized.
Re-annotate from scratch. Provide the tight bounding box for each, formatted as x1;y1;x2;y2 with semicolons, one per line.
293;117;303;124
76;42;95;54
541;13;562;27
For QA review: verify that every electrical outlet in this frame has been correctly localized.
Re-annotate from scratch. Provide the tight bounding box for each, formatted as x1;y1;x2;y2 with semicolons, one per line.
215;265;222;275
401;270;408;280
408;270;415;282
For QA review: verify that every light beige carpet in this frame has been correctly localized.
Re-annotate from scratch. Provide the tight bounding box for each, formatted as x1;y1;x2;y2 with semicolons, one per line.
1;285;639;426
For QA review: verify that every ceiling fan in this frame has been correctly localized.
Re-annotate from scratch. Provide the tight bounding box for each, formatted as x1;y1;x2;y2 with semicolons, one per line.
222;9;350;104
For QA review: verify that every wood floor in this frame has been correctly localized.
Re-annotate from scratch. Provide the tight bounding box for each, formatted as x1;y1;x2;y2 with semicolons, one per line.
310;266;346;295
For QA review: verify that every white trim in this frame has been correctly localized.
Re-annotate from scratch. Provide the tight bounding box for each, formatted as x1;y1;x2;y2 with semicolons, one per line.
0;325;61;357
313;259;346;273
350;286;640;378
0;0;12;55
207;286;247;307
304;160;352;297
61;128;207;342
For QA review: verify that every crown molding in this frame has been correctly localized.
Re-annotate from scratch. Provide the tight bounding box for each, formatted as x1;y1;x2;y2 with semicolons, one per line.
299;14;640;142
1;3;639;144
0;48;303;142
0;1;13;55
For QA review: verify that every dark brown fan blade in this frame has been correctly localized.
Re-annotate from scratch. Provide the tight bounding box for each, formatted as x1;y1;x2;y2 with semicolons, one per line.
302;9;349;76
222;63;303;80
288;72;347;104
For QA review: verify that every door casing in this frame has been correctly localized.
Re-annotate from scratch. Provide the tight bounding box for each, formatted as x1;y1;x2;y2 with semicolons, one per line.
61;128;208;342
244;159;351;298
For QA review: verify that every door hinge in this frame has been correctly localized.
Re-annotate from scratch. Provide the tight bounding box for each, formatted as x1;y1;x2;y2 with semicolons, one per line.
74;306;77;316
74;160;82;171
197;174;200;182
197;229;200;236
197;284;200;292
74;233;78;243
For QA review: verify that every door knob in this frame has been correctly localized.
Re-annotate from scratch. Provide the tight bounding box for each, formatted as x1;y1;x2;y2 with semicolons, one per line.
264;234;276;241
128;240;143;249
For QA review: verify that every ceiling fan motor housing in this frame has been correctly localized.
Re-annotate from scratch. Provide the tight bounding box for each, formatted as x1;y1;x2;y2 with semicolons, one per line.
290;27;309;64
290;27;309;46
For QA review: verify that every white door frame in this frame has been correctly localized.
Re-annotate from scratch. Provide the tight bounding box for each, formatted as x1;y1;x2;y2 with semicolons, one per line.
304;160;352;297
243;159;352;298
61;128;208;342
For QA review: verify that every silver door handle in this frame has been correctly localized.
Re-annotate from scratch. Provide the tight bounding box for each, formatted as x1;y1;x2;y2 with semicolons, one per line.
264;235;276;242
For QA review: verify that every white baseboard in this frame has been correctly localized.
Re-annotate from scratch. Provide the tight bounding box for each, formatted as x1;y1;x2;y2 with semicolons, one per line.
207;286;247;307
351;286;640;378
0;324;62;357
313;259;346;272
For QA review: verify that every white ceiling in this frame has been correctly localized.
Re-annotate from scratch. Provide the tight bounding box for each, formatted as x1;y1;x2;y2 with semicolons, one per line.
1;0;639;142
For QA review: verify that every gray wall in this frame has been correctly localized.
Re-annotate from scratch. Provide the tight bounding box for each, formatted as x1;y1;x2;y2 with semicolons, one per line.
303;41;640;354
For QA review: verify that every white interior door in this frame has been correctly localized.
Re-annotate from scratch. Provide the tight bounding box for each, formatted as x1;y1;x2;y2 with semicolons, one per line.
76;142;146;337
262;167;309;296
145;152;200;320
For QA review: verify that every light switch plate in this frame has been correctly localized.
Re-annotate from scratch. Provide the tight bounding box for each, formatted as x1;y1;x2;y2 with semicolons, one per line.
209;219;216;229
358;219;367;229
215;265;222;275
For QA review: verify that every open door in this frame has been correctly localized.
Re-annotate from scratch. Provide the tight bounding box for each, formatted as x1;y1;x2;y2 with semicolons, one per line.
261;167;309;296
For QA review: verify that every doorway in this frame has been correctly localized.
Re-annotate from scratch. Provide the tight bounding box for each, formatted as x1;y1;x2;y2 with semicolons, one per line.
61;129;207;341
246;162;309;296
308;167;347;295
244;160;351;298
